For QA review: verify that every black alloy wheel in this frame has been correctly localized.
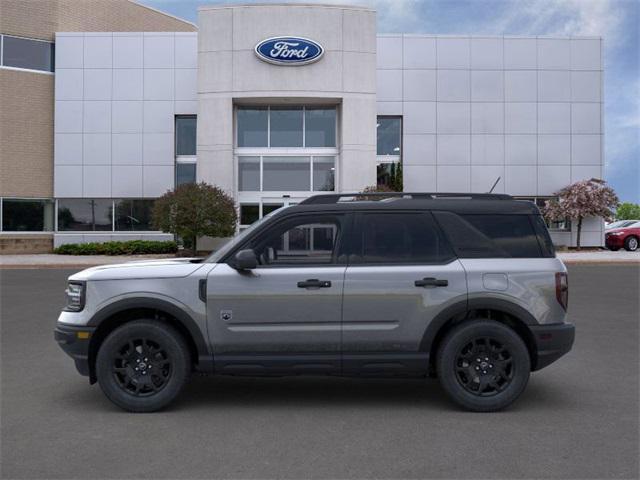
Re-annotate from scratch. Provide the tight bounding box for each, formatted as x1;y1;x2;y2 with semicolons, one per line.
112;338;172;397
96;320;190;412
454;337;513;397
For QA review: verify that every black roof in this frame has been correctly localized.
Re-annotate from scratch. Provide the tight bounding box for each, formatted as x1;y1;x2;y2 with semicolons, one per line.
279;192;541;215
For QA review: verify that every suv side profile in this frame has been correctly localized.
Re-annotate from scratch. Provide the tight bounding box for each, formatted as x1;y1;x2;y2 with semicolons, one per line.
55;193;574;412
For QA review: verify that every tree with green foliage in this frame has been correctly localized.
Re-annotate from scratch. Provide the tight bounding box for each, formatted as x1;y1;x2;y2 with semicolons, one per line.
152;182;237;255
543;178;619;250
615;202;640;220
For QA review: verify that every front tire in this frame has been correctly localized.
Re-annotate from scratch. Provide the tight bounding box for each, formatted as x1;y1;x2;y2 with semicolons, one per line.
437;320;530;412
624;236;638;251
96;320;191;412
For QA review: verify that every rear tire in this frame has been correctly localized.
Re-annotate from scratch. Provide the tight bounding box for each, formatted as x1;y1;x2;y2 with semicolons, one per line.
624;236;638;251
96;320;191;412
437;320;530;412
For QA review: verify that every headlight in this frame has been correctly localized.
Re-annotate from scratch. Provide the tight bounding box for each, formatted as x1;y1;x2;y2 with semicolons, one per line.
64;282;85;312
608;231;624;236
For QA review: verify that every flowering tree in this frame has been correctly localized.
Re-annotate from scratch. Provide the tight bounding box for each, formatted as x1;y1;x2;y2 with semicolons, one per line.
543;179;619;250
152;182;237;255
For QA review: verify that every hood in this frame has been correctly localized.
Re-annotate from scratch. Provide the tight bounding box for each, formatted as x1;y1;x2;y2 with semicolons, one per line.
69;258;207;281
606;228;628;235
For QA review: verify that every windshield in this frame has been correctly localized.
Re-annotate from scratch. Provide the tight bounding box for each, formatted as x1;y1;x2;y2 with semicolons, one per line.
205;206;289;263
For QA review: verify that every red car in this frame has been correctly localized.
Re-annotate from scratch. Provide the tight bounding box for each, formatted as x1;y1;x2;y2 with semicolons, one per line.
605;222;640;251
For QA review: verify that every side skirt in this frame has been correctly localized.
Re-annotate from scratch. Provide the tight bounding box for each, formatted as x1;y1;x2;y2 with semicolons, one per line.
212;352;429;377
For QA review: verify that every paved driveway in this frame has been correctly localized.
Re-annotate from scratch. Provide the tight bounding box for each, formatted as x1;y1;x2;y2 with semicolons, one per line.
1;265;638;479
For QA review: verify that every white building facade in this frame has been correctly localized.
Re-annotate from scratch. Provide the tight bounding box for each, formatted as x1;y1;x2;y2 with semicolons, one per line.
51;3;604;248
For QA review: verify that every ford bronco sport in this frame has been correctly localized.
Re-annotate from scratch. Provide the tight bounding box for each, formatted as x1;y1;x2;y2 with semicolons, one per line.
55;192;574;412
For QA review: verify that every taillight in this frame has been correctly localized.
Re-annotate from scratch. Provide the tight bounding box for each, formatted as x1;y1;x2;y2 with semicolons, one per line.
555;272;568;311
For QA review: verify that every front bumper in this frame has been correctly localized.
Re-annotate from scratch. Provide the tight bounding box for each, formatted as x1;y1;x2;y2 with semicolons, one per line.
605;235;624;248
530;322;575;371
54;324;95;377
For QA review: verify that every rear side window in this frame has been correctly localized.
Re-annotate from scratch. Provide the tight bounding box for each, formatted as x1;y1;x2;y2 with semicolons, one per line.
434;212;543;258
352;212;455;264
531;215;556;257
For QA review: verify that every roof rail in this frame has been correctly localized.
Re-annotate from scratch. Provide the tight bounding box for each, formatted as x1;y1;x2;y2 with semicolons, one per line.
299;192;513;205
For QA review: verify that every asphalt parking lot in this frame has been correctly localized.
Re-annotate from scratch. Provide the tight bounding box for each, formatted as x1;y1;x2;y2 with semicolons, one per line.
1;265;638;479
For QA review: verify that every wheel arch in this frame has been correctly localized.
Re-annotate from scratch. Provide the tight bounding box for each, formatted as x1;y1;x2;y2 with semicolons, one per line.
87;298;212;383
422;298;539;374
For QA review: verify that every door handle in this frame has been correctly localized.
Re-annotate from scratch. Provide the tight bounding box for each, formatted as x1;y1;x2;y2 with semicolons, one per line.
297;279;332;289
415;277;448;288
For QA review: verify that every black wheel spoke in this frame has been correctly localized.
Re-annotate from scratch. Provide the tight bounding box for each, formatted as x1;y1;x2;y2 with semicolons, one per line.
455;336;513;397
111;336;172;397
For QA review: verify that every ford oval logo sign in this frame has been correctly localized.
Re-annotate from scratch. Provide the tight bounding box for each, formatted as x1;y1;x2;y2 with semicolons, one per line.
255;37;324;66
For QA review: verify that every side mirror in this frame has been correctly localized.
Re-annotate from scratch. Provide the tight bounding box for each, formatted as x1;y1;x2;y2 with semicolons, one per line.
233;249;258;270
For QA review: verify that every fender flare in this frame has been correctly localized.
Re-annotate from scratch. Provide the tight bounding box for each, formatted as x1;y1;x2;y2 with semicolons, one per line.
88;297;213;373
419;297;539;353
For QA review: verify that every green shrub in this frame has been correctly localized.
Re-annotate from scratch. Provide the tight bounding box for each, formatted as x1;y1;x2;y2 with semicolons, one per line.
54;240;178;256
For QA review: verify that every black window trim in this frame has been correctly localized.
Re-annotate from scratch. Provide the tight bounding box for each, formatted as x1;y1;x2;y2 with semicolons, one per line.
223;211;352;268
347;210;458;267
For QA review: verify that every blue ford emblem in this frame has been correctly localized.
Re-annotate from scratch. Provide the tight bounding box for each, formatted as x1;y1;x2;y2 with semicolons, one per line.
255;37;324;66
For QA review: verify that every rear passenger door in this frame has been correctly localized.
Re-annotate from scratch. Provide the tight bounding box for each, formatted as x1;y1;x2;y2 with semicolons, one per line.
341;211;467;374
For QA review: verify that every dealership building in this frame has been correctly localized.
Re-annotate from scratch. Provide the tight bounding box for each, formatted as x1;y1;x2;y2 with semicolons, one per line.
0;1;605;252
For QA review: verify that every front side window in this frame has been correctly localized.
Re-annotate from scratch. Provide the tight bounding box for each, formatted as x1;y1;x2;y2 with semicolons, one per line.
1;35;54;72
248;215;342;266
114;199;155;231
353;212;454;264
57;199;112;231
1;198;54;231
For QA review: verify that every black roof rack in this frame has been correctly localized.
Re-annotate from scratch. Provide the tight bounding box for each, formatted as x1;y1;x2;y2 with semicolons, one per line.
299;192;513;205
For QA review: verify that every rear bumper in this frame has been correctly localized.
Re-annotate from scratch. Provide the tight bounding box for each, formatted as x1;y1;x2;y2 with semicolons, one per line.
54;324;95;377
530;322;575;371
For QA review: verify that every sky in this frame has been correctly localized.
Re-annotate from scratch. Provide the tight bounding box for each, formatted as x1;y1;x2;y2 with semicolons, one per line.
140;0;639;203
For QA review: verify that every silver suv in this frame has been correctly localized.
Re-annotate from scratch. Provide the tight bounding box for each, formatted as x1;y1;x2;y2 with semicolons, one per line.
55;193;575;412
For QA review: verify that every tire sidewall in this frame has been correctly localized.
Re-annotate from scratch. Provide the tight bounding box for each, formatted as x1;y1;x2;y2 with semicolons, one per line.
437;320;530;412
96;320;190;412
624;236;638;251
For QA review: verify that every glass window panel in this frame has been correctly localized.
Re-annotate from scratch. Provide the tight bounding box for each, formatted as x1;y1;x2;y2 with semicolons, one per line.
262;203;284;216
2;199;53;231
249;215;340;266
263;156;310;191
313;157;335;191
238;156;260;191
114;199;155;231
2;36;54;72
175;116;196;155
270;107;303;147
57;199;112;231
305;107;336;147
377;117;402;156
176;163;196;186
355;213;454;264
240;204;259;225
237;107;268;147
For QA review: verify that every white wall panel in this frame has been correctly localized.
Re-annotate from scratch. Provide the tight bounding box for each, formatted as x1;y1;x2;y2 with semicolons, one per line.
571;39;601;70
113;69;143;100
55;101;83;133
571;135;602;165
504;38;536;69
403;165;436;191
537;39;570;69
470;38;503;69
403;102;436;134
505;165;536;195
538;165;570;195
538;103;570;134
403;134;436;165
471;70;503;101
55;166;83;197
571;103;601;134
571;71;601;102
55;134;83;165
471;165;504;193
437;135;470;164
83;69;112;101
505;71;536;101
113;35;143;68
538;70;570;101
56;69;83;100
436;38;470;69
437;165;470;192
112;134;143;165
143;166;174;197
437;70;470;101
55;35;84;69
144;69;174;100
112;165;143;197
376;69;403;101
377;36;403;69
82;133;111;165
143;101;174;133
538;135;570;165
505;135;536;165
471;103;503;134
505;103;536;134
84;36;112;69
402;36;436;69
143;133;174;165
175;34;198;68
83;165;111;197
471;135;504;165
143;35;175;68
403;70;436;101
437;103;470;134
112;101;143;133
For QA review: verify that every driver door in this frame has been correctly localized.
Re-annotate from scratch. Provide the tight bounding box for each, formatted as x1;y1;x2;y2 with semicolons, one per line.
206;212;348;374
